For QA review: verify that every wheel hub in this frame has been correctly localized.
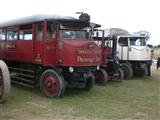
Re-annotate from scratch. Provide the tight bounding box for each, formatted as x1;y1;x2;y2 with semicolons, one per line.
44;76;58;95
47;82;53;89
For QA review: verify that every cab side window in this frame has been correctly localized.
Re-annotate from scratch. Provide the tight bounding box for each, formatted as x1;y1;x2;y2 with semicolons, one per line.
0;29;6;40
46;21;56;40
6;28;18;40
118;37;128;46
36;22;43;40
19;30;32;40
19;24;32;40
105;40;113;48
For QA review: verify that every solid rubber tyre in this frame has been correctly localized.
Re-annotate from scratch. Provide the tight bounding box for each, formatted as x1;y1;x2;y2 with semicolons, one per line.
121;63;133;79
95;69;108;85
116;68;124;81
40;69;65;98
0;60;11;103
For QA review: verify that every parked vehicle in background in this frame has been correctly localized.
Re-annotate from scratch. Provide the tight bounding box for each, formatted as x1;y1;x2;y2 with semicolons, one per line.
104;28;151;78
92;28;124;85
0;14;101;98
0;60;11;102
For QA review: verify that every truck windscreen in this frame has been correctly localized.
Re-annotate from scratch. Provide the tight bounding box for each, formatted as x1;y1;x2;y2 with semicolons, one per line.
130;37;146;46
60;21;90;40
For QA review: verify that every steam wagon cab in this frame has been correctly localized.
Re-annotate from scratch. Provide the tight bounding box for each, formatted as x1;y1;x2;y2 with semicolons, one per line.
0;14;101;97
92;29;124;85
105;28;151;78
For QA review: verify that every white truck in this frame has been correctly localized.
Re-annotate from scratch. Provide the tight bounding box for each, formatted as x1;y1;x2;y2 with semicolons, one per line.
104;28;151;79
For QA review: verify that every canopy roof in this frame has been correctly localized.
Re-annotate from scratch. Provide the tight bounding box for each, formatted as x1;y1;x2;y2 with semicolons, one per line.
104;28;130;36
1;14;79;27
104;28;149;38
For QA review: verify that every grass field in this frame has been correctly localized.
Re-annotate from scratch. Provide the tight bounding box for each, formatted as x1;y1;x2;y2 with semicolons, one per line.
0;66;160;120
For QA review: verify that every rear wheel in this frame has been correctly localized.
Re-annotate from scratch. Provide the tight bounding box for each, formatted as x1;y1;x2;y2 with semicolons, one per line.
133;64;147;77
121;63;133;79
95;69;108;85
40;69;65;98
0;60;11;103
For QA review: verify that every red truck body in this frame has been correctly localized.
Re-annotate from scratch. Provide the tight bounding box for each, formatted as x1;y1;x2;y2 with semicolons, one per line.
0;14;101;97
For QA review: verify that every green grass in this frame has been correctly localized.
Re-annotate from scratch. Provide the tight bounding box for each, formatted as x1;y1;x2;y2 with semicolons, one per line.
0;67;160;120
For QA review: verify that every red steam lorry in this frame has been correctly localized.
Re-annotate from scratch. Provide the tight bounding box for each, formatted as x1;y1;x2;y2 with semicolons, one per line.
0;14;101;98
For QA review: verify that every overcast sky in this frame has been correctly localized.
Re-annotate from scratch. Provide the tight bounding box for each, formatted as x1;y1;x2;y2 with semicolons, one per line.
0;0;159;45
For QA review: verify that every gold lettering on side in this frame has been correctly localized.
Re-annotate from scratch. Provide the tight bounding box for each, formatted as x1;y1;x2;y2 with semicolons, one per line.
46;46;55;50
77;49;101;55
77;56;100;63
34;53;42;62
35;59;42;62
6;44;16;49
88;44;95;48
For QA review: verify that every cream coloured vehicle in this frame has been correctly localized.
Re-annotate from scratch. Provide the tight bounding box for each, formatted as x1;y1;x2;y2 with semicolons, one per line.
104;28;151;78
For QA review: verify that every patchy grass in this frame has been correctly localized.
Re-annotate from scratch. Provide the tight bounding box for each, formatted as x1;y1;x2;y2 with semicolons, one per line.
0;66;160;120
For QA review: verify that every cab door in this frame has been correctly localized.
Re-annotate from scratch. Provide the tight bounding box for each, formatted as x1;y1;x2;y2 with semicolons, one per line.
117;37;129;60
42;20;57;66
34;22;43;64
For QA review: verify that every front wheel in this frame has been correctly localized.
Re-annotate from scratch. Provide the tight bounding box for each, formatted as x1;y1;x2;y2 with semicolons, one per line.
95;69;108;85
114;68;124;81
121;63;133;79
40;69;65;98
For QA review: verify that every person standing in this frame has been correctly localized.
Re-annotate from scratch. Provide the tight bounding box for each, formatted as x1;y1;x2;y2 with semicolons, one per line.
147;59;152;76
146;49;153;76
157;55;160;70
